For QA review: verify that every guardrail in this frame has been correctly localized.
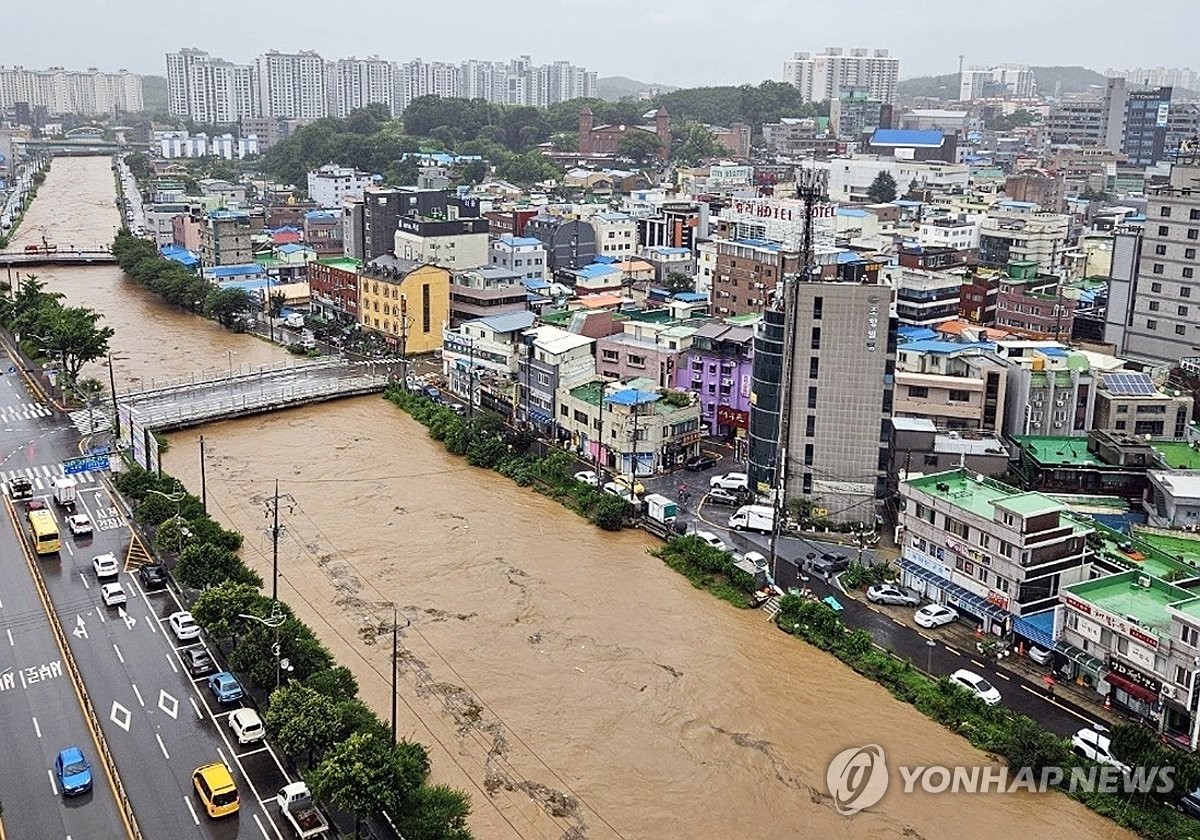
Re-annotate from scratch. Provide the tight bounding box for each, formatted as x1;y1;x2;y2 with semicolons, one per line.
121;358;353;402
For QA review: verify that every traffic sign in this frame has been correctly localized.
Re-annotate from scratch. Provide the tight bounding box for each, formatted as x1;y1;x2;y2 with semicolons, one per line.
63;454;111;475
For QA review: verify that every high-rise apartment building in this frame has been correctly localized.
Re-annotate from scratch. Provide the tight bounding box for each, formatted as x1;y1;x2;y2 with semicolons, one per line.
256;50;326;120
0;65;143;116
782;47;899;104
958;65;1036;101
1113;159;1200;364
395;59;461;113
329;56;396;117
748;277;896;525
166;48;257;123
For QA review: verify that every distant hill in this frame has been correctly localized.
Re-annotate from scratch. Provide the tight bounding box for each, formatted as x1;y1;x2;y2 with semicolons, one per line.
596;76;678;102
898;66;1124;102
142;75;167;111
896;73;959;100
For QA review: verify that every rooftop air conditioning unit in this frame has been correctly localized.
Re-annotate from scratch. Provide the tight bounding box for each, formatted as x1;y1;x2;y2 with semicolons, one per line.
1161;684;1177;700
1137;575;1151;588
1125;614;1140;625
1053;421;1063;428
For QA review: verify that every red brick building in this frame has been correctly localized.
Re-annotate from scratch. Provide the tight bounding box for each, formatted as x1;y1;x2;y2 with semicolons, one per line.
578;106;671;159
485;208;539;238
307;259;360;324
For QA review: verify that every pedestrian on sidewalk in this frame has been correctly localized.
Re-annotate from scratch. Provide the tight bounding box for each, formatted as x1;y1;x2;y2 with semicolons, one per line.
1043;674;1056;700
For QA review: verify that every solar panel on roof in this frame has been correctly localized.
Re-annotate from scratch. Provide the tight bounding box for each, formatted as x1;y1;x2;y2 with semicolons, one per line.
1101;372;1157;396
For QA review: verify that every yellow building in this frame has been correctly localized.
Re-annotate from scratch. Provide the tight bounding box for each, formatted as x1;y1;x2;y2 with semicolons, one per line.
357;256;450;355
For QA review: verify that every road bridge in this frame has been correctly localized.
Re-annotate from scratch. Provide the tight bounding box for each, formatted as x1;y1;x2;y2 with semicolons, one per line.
0;247;116;267
114;358;399;470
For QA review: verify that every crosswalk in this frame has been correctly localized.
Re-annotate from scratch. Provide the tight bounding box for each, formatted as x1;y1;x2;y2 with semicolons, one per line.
68;409;111;435
1;464;99;496
0;402;54;423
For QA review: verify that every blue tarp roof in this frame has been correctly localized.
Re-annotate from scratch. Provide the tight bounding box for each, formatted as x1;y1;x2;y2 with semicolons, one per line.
837;208;868;218
645;245;691;255
305;211;337;222
897;326;938;342
160;244;199;267
899;339;994;354
573;263;621;279
522;277;550;291
871;129;945;147
673;292;707;303
277;243;306;254
734;238;780;251
593;255;618;264
605;389;661;406
207;263;265;279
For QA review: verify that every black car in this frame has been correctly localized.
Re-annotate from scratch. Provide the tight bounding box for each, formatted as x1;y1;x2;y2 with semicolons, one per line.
809;553;851;577
183;646;216;677
137;563;169;591
684;453;719;471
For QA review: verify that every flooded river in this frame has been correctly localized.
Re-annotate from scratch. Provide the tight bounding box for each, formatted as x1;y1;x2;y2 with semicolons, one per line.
13;156;1135;840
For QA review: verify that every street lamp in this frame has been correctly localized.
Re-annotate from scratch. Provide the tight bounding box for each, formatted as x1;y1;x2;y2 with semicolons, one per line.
147;483;188;552
104;352;128;440
239;606;293;690
926;639;937;675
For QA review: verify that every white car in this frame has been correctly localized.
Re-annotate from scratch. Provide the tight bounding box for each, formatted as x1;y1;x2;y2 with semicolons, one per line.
1028;645;1053;665
100;582;127;608
67;514;93;537
949;669;1002;706
709;472;749;491
168;611;202;641
693;530;727;552
1071;727;1130;774
573;470;602;486
866;584;921;607
601;481;633;501
228;708;266;745
92;553;119;580
914;604;959;629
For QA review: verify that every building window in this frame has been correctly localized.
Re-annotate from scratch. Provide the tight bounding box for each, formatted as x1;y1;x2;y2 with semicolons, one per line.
908;386;929;398
813;296;823;320
1149;301;1160;311
946;517;968;538
948;389;970;402
1151;282;1163;292
1181;305;1190;317
1184;285;1194;296
421;284;431;333
805;415;815;437
1177;325;1187;336
1190;229;1199;240
807;386;817;409
809;358;819;378
1182;625;1199;647
1148;319;1157;330
1160;206;1172;217
1115;420;1127;430
1186;268;1195;279
1153;263;1165;274
1187;248;1197;260
1155;244;1167;256
1159;225;1170;236
810;326;821;349
804;443;814;465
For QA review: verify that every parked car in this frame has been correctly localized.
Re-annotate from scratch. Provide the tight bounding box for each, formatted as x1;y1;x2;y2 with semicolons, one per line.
612;475;645;496
1028;645;1053;665
54;746;93;796
183;646;216;677
710;472;749;491
207;672;244;704
100;582;127;608
693;530;727;552
138;563;169;591
866;584;920;607
573;470;602;487
684;453;719;471
1180;787;1200;819
92;553;119;580
914;604;959;629
601;481;633;501
949;669;1002;706
169;611;202;641
1071;727;1130;774
228;708;265;745
809;555;851;578
707;486;740;506
67;513;93;537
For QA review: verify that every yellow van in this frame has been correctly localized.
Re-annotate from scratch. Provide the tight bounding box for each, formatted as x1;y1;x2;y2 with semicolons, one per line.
192;762;239;818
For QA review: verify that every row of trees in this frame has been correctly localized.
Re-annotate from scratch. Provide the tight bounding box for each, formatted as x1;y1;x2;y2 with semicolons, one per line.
0;275;114;393
112;465;473;839
111;231;257;328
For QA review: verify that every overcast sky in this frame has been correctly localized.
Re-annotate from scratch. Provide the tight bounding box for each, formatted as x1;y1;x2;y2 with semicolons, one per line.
9;0;1193;85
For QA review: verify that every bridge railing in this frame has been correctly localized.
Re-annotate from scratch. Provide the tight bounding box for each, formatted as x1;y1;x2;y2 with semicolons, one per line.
121;357;362;402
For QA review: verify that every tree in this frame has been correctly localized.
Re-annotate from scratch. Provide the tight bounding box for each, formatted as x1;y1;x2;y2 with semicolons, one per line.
663;271;694;293
393;784;473;840
175;542;260;590
496;152;562;186
455;159;488;185
617;130;663;165
204;287;254;328
671;122;722;166
305;665;359;702
308;732;421;837
866;171;898;203
265;682;340;764
191;581;271;644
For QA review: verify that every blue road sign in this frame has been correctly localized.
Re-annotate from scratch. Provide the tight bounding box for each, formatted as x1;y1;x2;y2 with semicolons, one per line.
63;455;110;475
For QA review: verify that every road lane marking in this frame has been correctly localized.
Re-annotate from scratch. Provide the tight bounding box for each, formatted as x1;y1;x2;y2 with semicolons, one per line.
47;768;56;794
239;746;269;758
944;645;963;657
1017;684;1097;724
145;616;157;634
78;573;89;589
131;683;144;707
5;629;11;647
113;643;124;664
183;796;199;825
165;653;178;674
72;616;88;640
95;608;105;624
155;733;169;760
253;814;271;839
970;658;986;669
32;716;40;738
994;672;1011;681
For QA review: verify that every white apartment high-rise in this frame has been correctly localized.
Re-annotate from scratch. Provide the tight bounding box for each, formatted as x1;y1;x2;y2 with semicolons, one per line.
330;56;395;117
166;49;257;123
256;50;327;120
0;65;143;115
395;58;461;112
959;65;1036;101
783;47;899;104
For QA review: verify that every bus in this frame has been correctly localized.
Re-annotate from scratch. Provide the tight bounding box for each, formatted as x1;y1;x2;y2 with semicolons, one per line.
27;510;61;555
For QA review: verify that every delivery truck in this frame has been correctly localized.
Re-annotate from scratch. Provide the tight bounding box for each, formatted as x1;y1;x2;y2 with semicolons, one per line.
728;504;774;534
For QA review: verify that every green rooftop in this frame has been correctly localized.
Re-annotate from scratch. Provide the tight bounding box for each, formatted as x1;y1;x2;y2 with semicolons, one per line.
1133;527;1200;569
1012;436;1102;467
904;470;1085;532
1168;595;1200;621
1064;571;1192;635
318;257;360;271
1088;521;1199;582
1153;441;1200;471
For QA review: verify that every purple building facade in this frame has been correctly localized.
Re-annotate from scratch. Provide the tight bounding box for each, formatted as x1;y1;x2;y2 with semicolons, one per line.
674;321;756;443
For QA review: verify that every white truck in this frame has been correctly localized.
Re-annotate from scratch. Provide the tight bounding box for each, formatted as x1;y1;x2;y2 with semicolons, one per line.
641;493;682;539
277;782;329;838
53;476;78;513
284;312;306;330
728;504;774;534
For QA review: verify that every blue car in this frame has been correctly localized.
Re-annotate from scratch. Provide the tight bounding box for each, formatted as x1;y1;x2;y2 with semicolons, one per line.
55;746;93;796
207;672;244;704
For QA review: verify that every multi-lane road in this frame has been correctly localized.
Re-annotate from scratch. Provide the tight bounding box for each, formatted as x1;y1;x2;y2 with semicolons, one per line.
0;347;298;838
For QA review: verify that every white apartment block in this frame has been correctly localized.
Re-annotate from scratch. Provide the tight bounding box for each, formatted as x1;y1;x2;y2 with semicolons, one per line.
395;58;462;113
590;213;638;259
256;50;327;120
329;57;396;117
958;65;1036;101
978;202;1070;273
490;235;548;283
166;49;257;122
307;165;376;208
783;47;899;104
0;65;143;116
918;214;982;251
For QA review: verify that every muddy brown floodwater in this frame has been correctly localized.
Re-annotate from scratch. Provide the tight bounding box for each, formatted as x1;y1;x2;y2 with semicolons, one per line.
14;156;1136;840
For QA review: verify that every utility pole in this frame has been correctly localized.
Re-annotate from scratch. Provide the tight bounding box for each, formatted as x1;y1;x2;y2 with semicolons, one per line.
391;607;398;745
199;435;207;516
466;336;476;420
107;352;120;440
630;389;640;482
398;294;410;388
594;381;606;480
262;481;295;603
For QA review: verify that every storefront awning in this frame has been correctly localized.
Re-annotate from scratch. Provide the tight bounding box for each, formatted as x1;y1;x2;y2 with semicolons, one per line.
1054;641;1104;675
1013;610;1055;650
1105;672;1158;703
528;407;552;425
900;559;1010;625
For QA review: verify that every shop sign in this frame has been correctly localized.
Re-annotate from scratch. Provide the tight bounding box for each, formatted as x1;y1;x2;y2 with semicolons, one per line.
716;405;749;430
866;295;881;352
1107;656;1162;695
1063;594;1092;615
986;591;1009;611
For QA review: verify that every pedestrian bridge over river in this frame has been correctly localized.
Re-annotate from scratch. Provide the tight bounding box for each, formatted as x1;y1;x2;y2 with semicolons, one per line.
114;358;400;471
0;247;116;267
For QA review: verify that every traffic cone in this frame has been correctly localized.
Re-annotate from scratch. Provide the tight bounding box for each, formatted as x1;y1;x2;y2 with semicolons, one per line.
1018;641;1025;657
975;625;983;639
1104;695;1112;710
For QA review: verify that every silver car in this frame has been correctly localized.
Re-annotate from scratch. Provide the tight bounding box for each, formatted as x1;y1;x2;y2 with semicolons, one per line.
866;584;920;607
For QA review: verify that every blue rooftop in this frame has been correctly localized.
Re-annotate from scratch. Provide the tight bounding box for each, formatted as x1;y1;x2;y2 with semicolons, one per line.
837;208;869;218
593;255;618;264
208;263;265;279
894;199;924;207
159;244;199;268
573;263;622;279
998;200;1038;209
498;235;542;247
522;277;550;291
897;326;938;342
899;339;995;354
277;243;306;254
1040;346;1069;358
673;292;708;303
733;238;780;252
646;245;691;255
836;251;866;264
605;388;661;406
871;129;945;147
305;211;337;222
209;209;249;220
